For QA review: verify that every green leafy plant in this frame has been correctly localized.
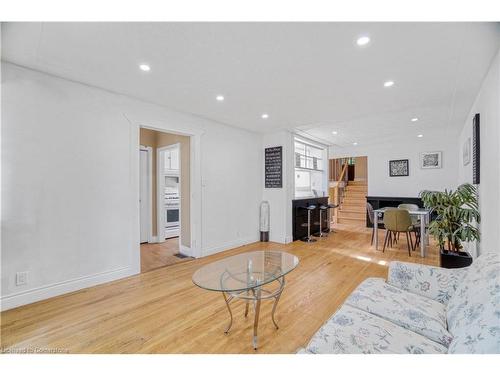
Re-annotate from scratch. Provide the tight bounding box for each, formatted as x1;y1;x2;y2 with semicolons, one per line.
420;183;480;252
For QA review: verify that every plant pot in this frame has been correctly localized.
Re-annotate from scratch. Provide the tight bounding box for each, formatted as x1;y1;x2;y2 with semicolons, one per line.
440;249;473;269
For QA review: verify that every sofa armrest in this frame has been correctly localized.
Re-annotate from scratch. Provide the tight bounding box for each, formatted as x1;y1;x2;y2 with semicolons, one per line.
387;261;467;304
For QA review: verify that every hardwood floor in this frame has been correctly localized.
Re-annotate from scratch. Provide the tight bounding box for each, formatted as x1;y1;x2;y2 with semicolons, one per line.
1;223;439;354
140;238;192;273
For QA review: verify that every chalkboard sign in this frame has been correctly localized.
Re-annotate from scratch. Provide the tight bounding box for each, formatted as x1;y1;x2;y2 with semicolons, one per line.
265;146;283;188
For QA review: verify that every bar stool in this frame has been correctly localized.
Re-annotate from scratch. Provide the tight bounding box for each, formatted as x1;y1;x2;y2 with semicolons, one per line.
313;205;329;237
299;204;317;243
323;203;338;234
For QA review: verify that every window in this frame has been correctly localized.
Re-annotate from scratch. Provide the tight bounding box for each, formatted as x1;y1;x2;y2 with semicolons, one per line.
294;138;326;198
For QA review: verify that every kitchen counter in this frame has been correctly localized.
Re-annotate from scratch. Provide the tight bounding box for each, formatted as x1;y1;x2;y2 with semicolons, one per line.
292;197;329;241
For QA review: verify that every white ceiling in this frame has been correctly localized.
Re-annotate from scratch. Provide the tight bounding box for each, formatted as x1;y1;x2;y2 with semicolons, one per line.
2;22;500;147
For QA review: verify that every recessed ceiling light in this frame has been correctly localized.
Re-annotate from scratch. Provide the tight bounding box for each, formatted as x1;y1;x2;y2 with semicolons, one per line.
139;64;151;72
353;142;358;146
411;117;419;122
383;80;395;87
356;36;371;46
216;95;225;101
261;113;269;119
332;131;338;135
417;134;423;138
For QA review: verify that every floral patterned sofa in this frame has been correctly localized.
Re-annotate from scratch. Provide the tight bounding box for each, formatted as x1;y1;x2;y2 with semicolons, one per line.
299;252;499;354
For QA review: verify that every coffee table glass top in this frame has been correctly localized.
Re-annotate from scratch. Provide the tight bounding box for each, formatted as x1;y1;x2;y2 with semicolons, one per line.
192;251;299;292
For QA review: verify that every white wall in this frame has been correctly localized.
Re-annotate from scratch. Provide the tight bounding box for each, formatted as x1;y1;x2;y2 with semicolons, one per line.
1;63;262;310
329;136;459;197
457;50;500;257
262;130;294;244
199;122;262;255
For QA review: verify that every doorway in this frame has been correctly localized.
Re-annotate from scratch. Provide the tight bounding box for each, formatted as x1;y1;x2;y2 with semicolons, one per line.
139;127;193;273
328;156;368;227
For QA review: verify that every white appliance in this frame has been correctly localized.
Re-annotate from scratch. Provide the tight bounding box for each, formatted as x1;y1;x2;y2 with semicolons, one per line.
158;144;181;240
164;175;180;238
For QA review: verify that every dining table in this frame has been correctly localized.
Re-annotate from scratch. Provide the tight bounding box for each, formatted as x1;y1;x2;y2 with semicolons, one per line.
373;207;431;257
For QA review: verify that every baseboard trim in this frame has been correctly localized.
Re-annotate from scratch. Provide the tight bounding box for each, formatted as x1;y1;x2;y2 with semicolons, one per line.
0;266;136;311
202;236;259;257
269;235;293;244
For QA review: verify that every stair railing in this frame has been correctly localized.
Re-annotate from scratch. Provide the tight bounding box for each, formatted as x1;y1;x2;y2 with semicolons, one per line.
337;163;348;205
329;163;348;223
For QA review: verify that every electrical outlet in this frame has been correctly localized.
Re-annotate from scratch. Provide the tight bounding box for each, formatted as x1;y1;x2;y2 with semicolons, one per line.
16;271;28;286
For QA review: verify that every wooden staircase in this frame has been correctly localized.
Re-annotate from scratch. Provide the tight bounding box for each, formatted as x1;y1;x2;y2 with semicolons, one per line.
337;180;367;225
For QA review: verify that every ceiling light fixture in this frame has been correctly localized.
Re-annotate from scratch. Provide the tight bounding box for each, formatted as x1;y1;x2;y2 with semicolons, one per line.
383;80;394;87
261;113;269;119
139;64;151;72
353;142;358;146
417;134;423;138
411;117;419;122
356;36;371;46
216;95;225;101
332;131;338;135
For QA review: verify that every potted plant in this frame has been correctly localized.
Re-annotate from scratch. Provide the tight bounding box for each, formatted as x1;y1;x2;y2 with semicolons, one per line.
420;184;480;268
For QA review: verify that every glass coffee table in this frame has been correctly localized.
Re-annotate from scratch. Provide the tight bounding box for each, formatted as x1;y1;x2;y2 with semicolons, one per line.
192;250;299;350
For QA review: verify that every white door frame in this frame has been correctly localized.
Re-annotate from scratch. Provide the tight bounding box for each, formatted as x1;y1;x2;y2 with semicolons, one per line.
157;143;181;244
133;122;202;262
140;145;154;243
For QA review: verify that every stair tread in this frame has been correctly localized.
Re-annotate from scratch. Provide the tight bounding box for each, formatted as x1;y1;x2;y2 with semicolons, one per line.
339;211;365;216
338;217;366;223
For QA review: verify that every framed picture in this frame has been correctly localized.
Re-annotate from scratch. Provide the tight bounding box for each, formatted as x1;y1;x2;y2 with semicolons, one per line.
420;151;442;169
463;138;471;166
389;159;409;177
472;113;480;184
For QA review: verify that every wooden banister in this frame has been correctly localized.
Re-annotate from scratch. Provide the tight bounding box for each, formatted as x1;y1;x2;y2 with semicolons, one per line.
337;163;348;183
328;163;349;224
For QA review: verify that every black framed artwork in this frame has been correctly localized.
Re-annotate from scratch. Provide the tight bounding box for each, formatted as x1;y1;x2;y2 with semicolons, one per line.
472;113;480;185
389;159;409;177
264;146;283;188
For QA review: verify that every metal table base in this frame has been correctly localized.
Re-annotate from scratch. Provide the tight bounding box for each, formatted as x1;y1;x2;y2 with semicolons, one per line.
221;276;285;350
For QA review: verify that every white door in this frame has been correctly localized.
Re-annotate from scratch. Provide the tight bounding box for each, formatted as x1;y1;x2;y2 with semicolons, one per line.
140;149;149;243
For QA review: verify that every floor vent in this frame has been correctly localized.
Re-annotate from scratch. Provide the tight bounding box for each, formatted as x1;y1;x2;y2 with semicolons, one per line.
174;253;192;259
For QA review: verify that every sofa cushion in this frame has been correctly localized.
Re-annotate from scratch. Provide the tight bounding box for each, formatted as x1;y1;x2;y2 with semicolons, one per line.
388;261;466;304
345;277;452;347
446;252;500;353
303;305;448;354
